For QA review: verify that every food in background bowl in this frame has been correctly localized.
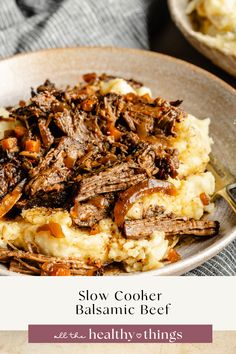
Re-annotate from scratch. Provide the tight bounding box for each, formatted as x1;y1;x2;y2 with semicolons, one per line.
0;73;219;276
168;0;236;76
186;0;236;55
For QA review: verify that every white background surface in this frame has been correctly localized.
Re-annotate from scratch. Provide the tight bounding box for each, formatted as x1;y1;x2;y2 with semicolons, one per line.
0;276;235;330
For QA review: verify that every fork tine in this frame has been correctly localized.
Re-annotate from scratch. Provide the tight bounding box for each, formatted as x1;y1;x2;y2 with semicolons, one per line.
208;154;235;192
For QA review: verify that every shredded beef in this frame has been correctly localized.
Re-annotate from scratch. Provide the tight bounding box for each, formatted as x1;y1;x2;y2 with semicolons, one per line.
0;161;25;198
0;73;219;245
19;187;73;210
38;119;54;148
0;73;221;277
31;91;58;113
75;163;146;202
36;79;56;93
71;194;114;227
124;216;220;239
25;137;83;196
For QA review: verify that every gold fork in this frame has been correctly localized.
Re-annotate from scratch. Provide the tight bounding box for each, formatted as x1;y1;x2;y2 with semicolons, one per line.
207;154;236;214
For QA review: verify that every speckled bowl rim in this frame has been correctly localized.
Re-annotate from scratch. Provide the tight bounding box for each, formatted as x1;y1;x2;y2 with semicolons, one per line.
1;46;236;94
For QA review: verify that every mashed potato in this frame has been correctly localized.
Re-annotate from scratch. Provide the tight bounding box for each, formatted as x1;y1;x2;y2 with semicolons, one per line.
0;78;216;272
0;209;167;272
100;78;152;97
0;107;16;140
171;114;212;177
128;172;215;221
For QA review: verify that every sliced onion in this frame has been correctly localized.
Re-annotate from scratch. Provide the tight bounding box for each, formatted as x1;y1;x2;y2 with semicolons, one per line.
0;180;26;219
114;179;176;228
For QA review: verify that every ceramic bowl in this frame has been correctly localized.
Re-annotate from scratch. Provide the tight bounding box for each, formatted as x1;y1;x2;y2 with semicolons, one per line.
0;47;235;275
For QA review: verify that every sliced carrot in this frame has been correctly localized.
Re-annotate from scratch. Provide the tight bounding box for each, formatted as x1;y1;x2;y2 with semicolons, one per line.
124;93;136;102
141;93;152;102
64;155;76;169
200;192;210;206
107;123;123;141
167;249;181;263
90;223;101;235
14;126;27;138
81;98;96;112
48;222;65;238
19;100;26;107
37;222;65;238
1;137;18;151
25;139;40;153
41;262;71;276
83;72;97;83
70;202;78;219
50;266;71;276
